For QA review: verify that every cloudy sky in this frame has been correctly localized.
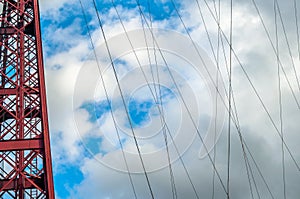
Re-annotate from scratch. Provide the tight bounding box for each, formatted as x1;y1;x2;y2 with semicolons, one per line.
39;0;300;198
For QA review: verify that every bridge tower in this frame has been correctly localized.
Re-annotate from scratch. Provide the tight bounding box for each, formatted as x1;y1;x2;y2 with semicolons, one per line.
0;0;54;198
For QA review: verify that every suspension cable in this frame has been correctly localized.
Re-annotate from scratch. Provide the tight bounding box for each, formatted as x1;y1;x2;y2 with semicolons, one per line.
274;2;286;198
274;0;300;92
211;0;220;198
139;1;177;198
250;0;300;108
226;0;233;198
202;0;300;172
294;0;300;66
108;1;201;197
78;1;138;198
91;0;155;198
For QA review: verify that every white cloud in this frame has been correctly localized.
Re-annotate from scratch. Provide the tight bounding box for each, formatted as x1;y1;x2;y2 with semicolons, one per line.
41;0;300;198
40;0;76;12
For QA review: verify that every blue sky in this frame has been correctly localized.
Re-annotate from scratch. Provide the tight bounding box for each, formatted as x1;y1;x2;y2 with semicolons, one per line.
39;0;300;198
41;2;182;198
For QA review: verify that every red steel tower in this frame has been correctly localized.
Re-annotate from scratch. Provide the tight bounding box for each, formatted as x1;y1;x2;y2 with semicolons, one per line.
0;0;55;198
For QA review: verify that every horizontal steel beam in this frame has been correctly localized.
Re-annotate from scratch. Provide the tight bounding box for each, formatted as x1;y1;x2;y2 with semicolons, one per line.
0;87;39;96
0;138;43;151
0;27;17;35
0;177;43;191
0;107;41;122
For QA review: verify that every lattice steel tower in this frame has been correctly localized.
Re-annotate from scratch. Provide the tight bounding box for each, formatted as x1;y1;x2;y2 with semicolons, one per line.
0;0;54;198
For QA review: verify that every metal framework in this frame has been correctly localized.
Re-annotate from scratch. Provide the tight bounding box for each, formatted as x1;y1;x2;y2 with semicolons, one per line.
0;0;54;198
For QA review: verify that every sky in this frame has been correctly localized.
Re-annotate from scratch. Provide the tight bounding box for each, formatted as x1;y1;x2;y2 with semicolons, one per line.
38;0;300;198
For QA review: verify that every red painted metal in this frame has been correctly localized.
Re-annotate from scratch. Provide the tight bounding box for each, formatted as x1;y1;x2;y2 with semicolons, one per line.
0;0;55;198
